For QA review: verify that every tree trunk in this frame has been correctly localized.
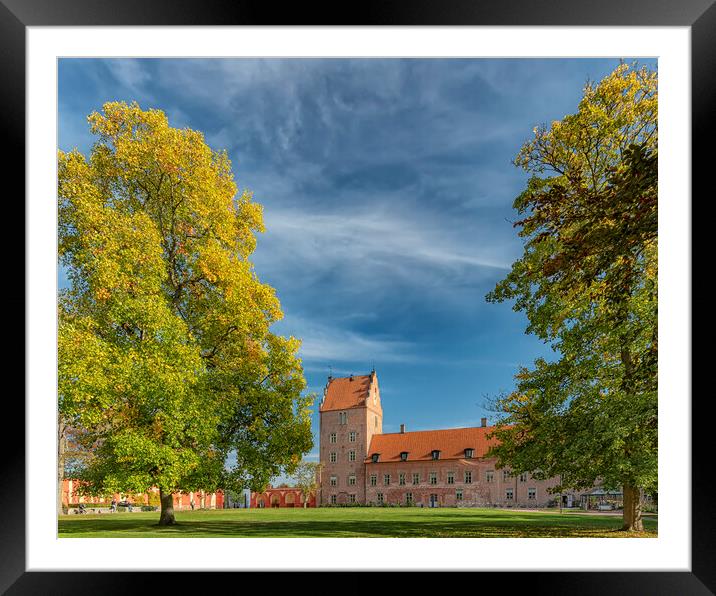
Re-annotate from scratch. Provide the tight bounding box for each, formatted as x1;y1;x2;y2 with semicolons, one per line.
622;484;644;531
57;418;67;516
158;489;177;526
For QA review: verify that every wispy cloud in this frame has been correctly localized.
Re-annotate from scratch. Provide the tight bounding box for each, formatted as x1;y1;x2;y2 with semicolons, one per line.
275;315;419;365
254;203;515;320
103;59;155;104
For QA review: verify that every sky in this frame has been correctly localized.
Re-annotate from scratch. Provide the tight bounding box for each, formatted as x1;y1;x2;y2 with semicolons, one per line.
58;57;656;472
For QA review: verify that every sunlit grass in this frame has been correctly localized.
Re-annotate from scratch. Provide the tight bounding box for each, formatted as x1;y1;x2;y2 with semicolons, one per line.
58;507;657;538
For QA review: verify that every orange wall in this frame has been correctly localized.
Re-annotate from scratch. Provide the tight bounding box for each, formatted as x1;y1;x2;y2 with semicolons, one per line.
61;479;224;509
251;487;316;508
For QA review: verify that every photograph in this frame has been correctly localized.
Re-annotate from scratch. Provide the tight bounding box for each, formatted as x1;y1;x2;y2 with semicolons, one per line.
55;57;659;540
11;3;707;591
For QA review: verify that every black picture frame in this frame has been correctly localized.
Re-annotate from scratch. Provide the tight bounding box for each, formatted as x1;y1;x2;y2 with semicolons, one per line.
7;0;708;592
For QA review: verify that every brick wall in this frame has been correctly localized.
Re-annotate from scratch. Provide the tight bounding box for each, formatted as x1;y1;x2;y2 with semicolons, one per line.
319;372;383;505
251;487;317;508
61;479;224;509
364;458;561;507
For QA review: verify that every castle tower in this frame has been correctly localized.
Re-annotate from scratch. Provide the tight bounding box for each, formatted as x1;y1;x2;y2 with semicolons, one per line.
318;370;383;505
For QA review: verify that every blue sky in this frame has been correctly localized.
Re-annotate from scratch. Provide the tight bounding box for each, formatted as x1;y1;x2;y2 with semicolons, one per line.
58;57;656;467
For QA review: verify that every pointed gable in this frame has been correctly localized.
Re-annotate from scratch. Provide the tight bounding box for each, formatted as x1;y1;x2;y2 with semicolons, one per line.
320;374;373;412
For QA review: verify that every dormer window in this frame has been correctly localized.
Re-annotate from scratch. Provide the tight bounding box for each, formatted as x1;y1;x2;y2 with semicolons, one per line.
371;453;380;463
431;450;440;460
464;448;474;459
400;452;409;462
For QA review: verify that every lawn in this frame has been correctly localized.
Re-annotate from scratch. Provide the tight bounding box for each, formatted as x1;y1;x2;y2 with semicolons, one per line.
58;507;657;538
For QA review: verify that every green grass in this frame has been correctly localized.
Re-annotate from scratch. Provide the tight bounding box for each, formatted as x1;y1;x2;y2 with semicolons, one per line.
58;507;657;538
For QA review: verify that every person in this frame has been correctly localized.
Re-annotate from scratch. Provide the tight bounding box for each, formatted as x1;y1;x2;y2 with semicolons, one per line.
190;498;195;511
127;500;133;513
110;498;117;512
78;503;86;514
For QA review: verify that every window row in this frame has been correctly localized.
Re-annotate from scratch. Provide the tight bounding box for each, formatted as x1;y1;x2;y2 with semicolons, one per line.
327;488;539;505
329;431;357;443
334;412;379;429
376;447;476;463
329;494;357;504
329;475;358;486
365;470;531;485
369;488;538;504
328;450;357;463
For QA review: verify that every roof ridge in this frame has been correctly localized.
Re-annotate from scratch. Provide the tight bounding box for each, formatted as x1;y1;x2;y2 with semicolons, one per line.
379;425;491;435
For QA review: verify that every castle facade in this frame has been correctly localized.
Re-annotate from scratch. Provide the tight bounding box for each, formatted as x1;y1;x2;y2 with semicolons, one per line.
318;370;565;508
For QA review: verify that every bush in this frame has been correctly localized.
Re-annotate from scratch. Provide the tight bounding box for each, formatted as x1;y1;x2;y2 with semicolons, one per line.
141;505;158;512
68;502;104;509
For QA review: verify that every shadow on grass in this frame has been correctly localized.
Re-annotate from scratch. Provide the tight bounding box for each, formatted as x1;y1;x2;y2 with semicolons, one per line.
58;510;658;538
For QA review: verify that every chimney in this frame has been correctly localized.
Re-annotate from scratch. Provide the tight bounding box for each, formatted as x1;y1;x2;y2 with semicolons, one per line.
400;424;405;434
481;417;487;428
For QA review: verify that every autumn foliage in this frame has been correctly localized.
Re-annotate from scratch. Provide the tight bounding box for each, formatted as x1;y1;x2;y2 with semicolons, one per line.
486;63;658;531
58;102;313;524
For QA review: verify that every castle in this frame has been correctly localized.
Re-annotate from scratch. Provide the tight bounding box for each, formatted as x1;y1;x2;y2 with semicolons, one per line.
319;370;568;507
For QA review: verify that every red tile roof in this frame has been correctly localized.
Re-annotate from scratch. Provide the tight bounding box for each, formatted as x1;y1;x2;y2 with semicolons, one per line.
365;426;498;462
320;374;373;412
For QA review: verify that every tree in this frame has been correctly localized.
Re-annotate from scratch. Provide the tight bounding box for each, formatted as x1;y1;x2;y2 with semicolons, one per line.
57;418;95;515
58;101;314;526
486;63;657;531
292;461;323;508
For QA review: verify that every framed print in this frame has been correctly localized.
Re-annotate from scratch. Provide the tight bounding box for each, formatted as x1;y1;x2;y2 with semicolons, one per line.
9;0;710;592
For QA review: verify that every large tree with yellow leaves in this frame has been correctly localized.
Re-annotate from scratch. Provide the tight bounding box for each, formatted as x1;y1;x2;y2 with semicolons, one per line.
58;102;313;525
486;63;658;531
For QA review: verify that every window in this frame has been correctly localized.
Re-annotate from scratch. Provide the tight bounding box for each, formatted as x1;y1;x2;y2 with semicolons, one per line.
528;488;536;500
405;492;413;505
412;472;420;485
520;473;528;482
447;472;455;485
506;488;514;500
429;472;437;485
464;448;474;459
348;475;356;486
330;476;337;487
329;433;337;444
330;452;337;463
375;415;378;428
370;474;377;486
377;493;384;505
339;412;347;425
371;453;380;463
400;451;408;461
349;431;356;442
431;450;440;460
330;494;337;504
486;471;494;483
464;471;472;484
348;450;356;462
383;474;391;486
349;494;356;503
456;489;463;501
399;473;406;486
503;470;511;481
